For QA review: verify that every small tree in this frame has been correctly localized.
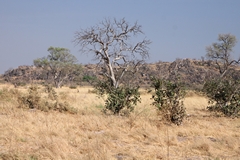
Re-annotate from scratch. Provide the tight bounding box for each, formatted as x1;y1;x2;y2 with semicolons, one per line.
74;18;150;114
203;34;240;117
34;46;82;88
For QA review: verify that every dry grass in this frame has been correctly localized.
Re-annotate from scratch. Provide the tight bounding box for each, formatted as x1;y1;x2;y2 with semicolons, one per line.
0;84;240;160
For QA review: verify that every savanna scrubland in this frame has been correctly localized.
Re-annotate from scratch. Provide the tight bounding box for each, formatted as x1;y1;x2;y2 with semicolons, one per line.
1;20;240;160
1;83;240;160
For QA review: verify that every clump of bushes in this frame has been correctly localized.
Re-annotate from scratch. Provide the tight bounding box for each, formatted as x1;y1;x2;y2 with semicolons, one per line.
150;77;186;125
18;85;41;109
203;77;240;117
18;85;77;114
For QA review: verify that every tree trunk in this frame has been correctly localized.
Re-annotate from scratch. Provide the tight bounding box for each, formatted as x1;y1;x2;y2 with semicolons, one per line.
107;62;117;88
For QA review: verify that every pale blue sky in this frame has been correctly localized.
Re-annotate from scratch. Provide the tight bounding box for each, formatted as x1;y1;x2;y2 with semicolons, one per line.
1;0;240;74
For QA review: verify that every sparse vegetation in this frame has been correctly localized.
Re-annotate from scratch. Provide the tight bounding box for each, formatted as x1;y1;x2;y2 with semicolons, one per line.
0;87;20;103
17;84;77;113
0;84;239;159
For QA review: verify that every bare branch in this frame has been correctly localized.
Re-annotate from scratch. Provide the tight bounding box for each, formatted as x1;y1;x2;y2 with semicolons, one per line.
206;34;237;76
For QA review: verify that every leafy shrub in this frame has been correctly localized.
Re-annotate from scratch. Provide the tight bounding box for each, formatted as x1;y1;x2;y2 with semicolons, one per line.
203;77;240;117
95;79;141;115
150;77;186;125
94;79;112;96
103;86;141;115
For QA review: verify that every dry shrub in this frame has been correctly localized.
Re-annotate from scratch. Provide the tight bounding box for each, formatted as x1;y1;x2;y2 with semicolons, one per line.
0;87;20;103
17;85;77;114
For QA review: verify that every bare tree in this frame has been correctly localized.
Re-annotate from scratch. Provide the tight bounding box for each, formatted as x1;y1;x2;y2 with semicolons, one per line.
74;18;151;88
206;33;239;77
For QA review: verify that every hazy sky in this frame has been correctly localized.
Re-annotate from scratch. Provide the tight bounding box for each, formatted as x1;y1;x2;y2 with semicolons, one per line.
1;0;240;74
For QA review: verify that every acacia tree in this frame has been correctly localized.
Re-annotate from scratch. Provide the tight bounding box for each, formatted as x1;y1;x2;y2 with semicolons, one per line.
74;18;151;88
206;33;239;77
34;46;82;88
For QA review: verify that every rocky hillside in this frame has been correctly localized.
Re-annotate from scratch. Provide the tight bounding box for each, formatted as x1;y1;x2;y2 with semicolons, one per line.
2;59;239;89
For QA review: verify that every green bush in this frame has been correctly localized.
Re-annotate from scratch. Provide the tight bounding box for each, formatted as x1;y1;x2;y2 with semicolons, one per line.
150;77;186;125
82;75;97;82
94;79;141;115
103;86;141;115
203;77;240;117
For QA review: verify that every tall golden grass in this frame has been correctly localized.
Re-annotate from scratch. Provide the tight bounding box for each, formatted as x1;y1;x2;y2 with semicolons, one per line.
0;84;240;159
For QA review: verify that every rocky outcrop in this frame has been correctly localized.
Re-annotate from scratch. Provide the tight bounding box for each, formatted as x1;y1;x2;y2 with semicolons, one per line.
2;59;240;89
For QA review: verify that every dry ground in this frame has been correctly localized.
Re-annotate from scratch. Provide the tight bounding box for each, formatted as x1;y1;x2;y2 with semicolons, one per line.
0;84;240;160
